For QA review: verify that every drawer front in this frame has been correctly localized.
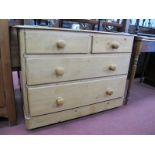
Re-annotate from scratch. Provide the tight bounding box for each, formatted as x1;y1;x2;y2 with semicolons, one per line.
25;30;91;54
26;97;123;129
27;76;126;116
26;54;130;85
92;34;133;53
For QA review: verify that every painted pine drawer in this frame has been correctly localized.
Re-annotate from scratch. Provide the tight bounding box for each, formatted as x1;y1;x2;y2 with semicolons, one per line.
27;75;126;116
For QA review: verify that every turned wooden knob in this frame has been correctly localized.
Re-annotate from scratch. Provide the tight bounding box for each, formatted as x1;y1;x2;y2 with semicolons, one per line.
111;42;119;49
56;40;66;48
56;97;64;106
109;64;117;71
55;67;64;76
106;88;113;96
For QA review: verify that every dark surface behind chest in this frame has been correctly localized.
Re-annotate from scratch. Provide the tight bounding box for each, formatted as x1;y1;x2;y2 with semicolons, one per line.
144;53;155;87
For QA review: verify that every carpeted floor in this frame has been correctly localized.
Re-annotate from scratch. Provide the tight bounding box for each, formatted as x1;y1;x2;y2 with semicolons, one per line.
0;72;155;135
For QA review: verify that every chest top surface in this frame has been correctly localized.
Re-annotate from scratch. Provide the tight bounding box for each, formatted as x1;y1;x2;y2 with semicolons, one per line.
15;25;134;37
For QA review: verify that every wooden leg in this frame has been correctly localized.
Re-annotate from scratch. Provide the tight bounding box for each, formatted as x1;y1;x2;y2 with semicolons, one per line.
97;19;101;31
124;43;141;105
140;52;150;83
59;19;63;28
17;69;22;92
92;24;96;30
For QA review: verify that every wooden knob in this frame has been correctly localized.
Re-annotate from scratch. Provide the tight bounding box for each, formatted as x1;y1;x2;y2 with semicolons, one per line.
56;97;64;106
56;40;66;48
111;42;119;49
55;67;64;76
109;64;117;71
106;88;113;96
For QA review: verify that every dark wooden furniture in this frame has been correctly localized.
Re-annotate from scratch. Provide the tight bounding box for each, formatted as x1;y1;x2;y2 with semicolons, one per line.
144;53;155;86
59;19;130;32
129;19;155;34
10;27;20;70
59;19;99;30
125;36;155;104
0;20;17;125
101;19;130;33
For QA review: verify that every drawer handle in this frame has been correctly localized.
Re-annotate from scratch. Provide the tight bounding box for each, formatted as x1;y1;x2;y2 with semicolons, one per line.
56;97;64;106
55;67;64;76
109;64;117;71
111;42;119;49
106;88;113;96
56;40;66;48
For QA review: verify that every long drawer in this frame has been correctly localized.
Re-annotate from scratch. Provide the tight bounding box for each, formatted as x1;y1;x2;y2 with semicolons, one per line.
92;34;133;53
24;30;91;54
25;53;130;85
25;97;123;129
27;75;126;116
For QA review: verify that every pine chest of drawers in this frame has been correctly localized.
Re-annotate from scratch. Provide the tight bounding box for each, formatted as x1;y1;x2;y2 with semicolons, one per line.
17;26;134;129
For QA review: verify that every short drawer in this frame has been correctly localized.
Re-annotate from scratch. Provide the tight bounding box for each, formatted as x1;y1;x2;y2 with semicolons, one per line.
24;30;91;54
92;34;134;53
25;53;130;85
27;76;127;116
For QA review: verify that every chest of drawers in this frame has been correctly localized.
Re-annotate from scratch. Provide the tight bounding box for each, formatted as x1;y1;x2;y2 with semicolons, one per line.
17;26;134;129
